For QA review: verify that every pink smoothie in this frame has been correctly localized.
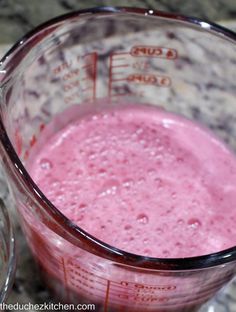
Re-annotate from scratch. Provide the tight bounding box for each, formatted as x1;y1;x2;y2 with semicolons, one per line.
27;104;236;258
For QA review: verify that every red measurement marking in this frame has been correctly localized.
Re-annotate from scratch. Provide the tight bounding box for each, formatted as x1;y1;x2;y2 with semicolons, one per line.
62;258;68;287
130;45;177;59
108;54;113;98
127;73;156;84
81;63;94;70
138;295;169;303
111;52;129;57
30;135;36;147
64;91;81;104
69;273;114;291
82;85;93;92
62;68;80;81
51;52;97;105
135;284;176;291
52;61;72;75
118;293;129;300
66;260;175;292
69;270;95;283
119;280;176;290
132;61;150;70
166;50;176;59
111;72;125;77
83;52;96;59
71;278;95;288
127;73;171;87
112;57;126;61
111;78;127;82
112;64;129;68
92;52;97;100
108;53;128;98
63;80;80;92
81;76;91;81
104;280;111;312
67;263;95;277
117;293;169;303
111;91;144;98
62;258;70;302
80;52;97;100
71;277;95;289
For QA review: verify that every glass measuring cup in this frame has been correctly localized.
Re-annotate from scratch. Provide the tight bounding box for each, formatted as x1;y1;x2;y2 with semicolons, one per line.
0;6;236;311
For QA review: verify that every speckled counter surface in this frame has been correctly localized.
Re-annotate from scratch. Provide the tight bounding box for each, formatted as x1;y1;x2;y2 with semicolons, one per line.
0;0;235;43
0;19;235;312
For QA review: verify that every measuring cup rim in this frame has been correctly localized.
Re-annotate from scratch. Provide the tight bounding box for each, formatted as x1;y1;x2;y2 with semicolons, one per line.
0;6;236;271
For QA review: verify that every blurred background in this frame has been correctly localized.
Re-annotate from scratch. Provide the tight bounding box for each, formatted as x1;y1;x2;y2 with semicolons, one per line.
0;0;235;43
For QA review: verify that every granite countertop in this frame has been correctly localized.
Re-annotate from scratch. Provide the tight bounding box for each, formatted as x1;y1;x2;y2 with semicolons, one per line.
0;1;235;43
0;17;235;312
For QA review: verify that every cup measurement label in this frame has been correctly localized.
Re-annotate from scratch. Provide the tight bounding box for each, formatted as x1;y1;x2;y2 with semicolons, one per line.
130;46;177;59
51;52;97;104
62;258;177;307
108;45;178;98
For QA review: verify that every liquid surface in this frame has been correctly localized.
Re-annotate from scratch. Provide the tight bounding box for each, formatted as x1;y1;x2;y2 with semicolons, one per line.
27;104;236;258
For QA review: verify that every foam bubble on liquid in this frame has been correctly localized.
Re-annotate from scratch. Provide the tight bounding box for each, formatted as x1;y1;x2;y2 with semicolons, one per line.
98;179;119;197
122;179;134;189
40;158;52;170
136;213;149;225
187;218;202;229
